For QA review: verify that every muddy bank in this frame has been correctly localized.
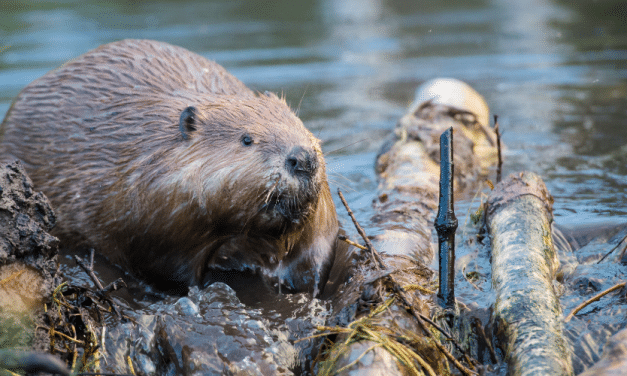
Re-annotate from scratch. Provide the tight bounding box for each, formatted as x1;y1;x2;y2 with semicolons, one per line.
0;161;58;266
0;161;66;373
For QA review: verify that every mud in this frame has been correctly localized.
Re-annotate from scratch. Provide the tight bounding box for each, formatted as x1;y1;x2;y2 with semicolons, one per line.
98;284;329;375
0;161;58;266
0;161;61;356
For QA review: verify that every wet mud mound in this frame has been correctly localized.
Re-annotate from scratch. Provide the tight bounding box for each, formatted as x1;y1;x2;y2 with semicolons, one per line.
0;161;66;373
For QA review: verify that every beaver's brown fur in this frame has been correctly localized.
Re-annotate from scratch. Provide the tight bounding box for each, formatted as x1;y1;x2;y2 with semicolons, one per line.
0;39;338;296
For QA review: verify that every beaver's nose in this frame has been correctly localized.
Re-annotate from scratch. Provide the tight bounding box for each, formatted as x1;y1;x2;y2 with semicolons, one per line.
286;146;318;177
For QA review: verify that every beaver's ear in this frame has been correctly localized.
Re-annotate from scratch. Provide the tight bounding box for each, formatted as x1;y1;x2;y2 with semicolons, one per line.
179;106;197;140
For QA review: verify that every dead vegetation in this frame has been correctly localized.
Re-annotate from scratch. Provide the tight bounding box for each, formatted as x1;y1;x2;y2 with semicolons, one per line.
40;251;131;375
306;189;481;376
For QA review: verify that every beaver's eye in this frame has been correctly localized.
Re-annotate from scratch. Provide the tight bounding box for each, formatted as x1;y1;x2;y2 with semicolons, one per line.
241;135;253;146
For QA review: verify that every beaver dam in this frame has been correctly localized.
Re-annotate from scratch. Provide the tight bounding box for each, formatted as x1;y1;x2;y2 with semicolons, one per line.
0;76;626;376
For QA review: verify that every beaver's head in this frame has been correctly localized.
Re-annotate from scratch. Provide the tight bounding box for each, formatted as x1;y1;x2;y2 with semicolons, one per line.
154;91;326;237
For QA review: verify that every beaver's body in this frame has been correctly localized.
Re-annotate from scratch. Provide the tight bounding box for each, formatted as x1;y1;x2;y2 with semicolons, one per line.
0;39;338;295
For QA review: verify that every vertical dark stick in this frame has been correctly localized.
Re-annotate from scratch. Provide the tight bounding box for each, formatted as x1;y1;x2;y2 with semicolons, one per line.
494;114;502;183
435;127;458;309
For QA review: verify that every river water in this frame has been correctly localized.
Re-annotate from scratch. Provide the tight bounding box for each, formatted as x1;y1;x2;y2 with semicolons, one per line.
1;0;626;374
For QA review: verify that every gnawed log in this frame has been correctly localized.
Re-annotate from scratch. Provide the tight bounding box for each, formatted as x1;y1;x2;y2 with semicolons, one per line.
486;171;573;376
373;78;497;265
323;79;497;376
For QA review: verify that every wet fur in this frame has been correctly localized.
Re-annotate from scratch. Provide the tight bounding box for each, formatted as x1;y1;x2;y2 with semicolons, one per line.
0;39;338;295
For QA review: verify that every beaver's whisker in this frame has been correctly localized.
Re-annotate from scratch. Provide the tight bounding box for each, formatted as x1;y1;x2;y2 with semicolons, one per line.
324;138;369;156
264;181;279;204
328;182;352;194
295;85;309;117
242;189;266;230
326;175;354;193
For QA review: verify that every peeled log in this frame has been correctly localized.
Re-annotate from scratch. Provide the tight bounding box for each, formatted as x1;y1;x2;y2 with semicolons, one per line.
373;78;497;265
328;79;497;376
486;172;573;376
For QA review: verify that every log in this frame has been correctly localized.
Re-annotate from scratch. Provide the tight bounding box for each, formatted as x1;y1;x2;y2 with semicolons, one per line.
373;78;497;265
486;171;573;376
327;79;497;375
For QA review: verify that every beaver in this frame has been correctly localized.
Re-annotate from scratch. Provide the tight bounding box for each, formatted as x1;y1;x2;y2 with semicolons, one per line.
0;39;339;296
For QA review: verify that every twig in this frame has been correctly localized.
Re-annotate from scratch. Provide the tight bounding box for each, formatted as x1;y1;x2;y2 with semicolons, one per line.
565;281;626;322
414;310;477;375
70;324;79;371
597;234;627;264
102;278;127;294
101;326;107;364
403;284;436;295
127;355;136;376
494;115;502;183
390;281;478;374
338;234;368;250
461;270;483;292
0;269;26;287
338;189;384;271
75;250;104;289
37;326;85;345
71;349;78;375
74;250;126;320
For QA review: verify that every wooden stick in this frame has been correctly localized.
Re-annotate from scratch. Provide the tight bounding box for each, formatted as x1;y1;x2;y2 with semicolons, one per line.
338;234;368;250
494;115;502;183
74;250;125;321
565;282;626;322
597;234;627;264
338;189;384;271
435;127;457;309
37;326;85;344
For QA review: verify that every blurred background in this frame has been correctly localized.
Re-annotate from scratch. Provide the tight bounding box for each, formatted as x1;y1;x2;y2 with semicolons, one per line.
0;0;625;229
